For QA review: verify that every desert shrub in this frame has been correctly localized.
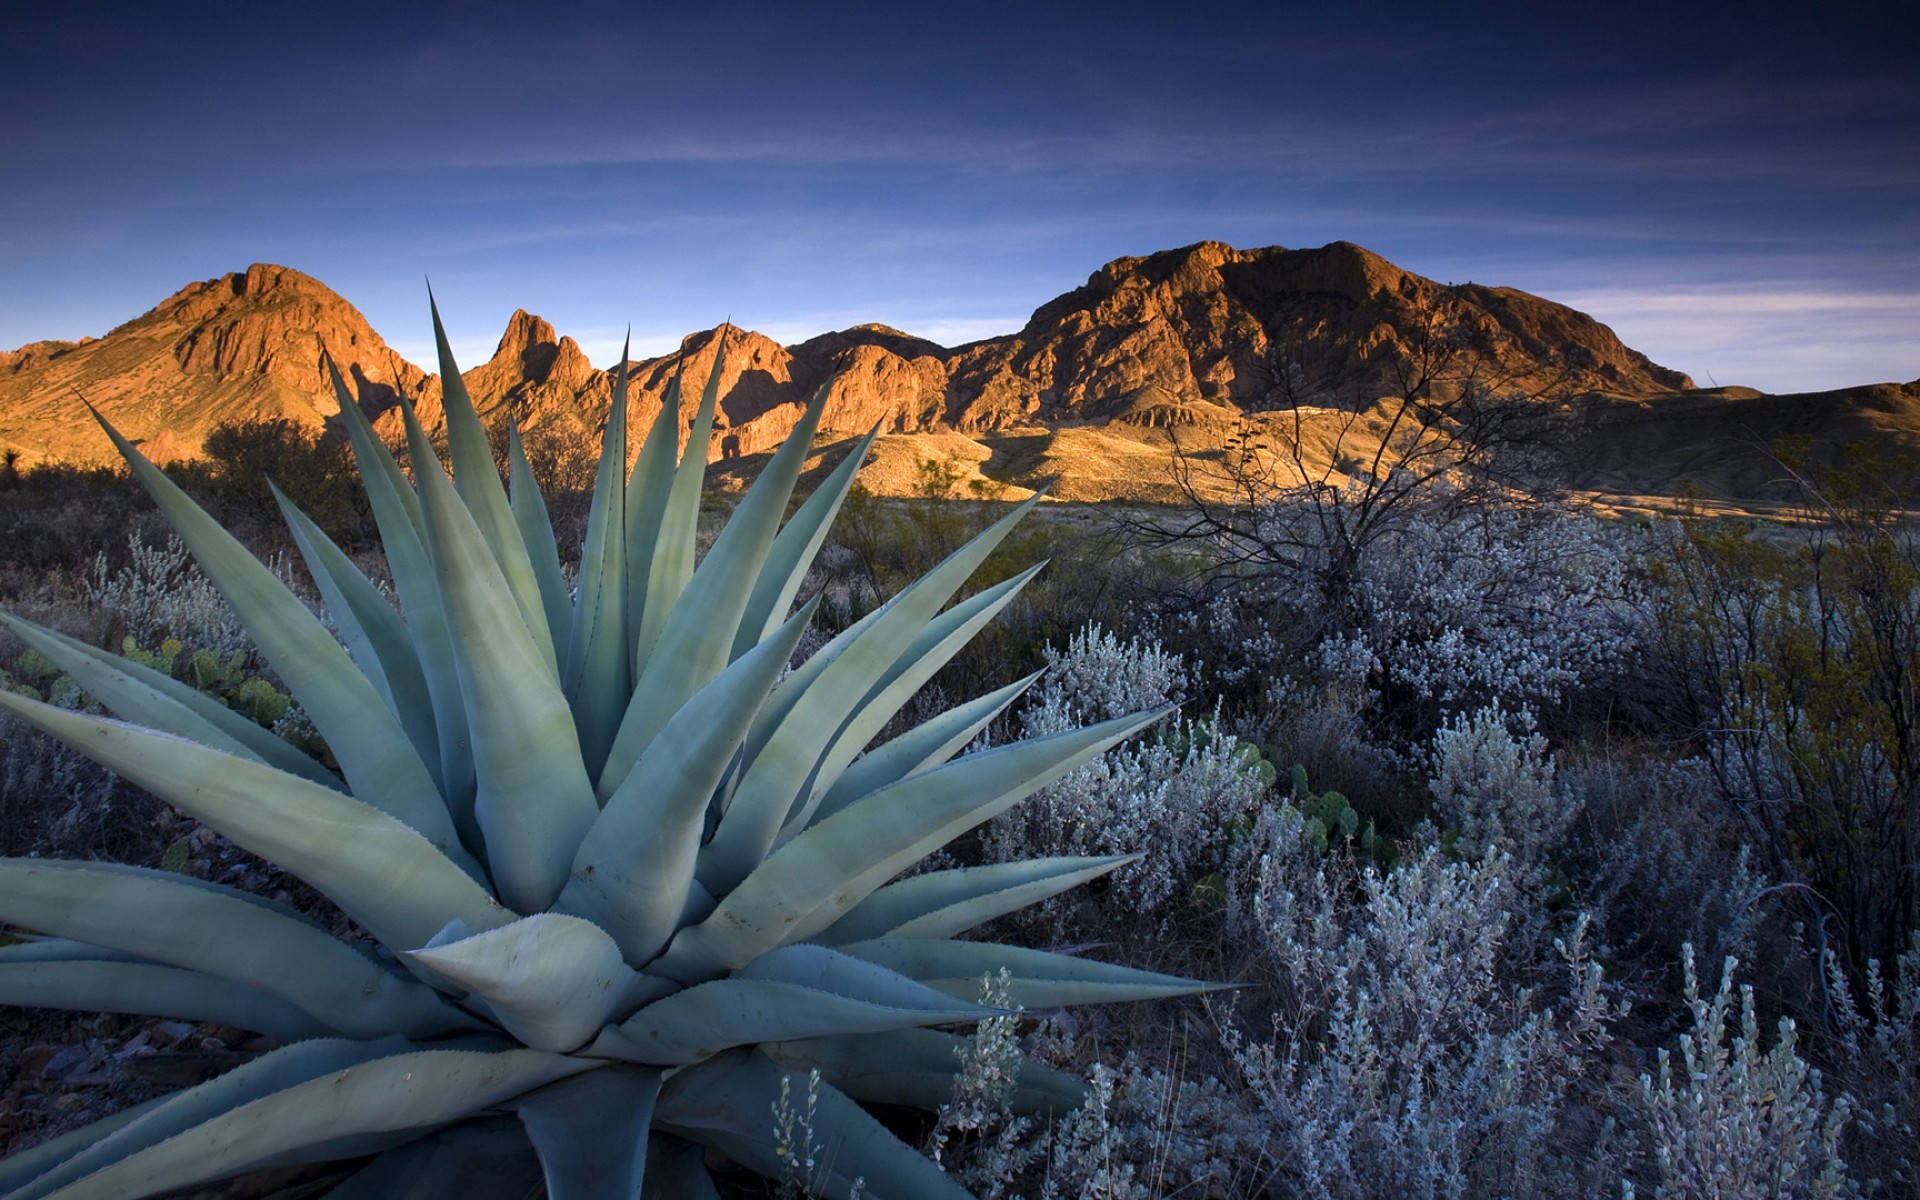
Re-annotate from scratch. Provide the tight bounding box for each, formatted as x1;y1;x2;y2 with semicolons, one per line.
1180;494;1639;746
1632;947;1859;1199
196;416;370;547
930;975;1269;1200
982;624;1272;924
1645;508;1920;972
1560;749;1771;976
1227;832;1629;1198
1821;934;1920;1192
86;531;252;656
0;462;156;582
1427;704;1573;871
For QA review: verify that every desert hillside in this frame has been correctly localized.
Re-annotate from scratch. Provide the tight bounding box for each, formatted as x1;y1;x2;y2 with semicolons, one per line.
3;242;1913;509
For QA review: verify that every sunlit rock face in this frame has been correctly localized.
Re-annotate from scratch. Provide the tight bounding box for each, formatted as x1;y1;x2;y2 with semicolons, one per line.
0;239;1756;499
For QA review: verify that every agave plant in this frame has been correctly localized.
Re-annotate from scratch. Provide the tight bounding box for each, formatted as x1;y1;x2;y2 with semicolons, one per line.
0;306;1210;1199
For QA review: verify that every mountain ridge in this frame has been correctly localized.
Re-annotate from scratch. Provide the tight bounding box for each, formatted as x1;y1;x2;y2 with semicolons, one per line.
2;242;1911;509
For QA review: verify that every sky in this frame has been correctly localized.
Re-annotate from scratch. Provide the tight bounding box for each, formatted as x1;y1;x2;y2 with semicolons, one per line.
4;0;1915;394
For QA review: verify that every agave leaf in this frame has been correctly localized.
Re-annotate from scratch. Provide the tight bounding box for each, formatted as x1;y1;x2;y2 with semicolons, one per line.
804;671;1041;829
837;938;1225;1008
270;480;443;790
560;601;818;964
0;860;476;1039
0;937;146;964
89;409;458;853
653;707;1170;983
0;612;339;789
411;404;598;913
506;421;573;670
565;340;630;779
766;1028;1089;1116
600;378;830;784
731;600;886;795
698;497;1046;892
623;360;682;672
0;1098;168;1200
642;1136;722;1200
815;855;1138;945
515;1066;661;1200
428;297;557;675
2;1037;417;1200
406;915;639;1053
323;1121;543;1200
591;944;996;1066
0;958;329;1043
324;356;425;541
656;1049;972;1200
777;561;1046;837
329;365;476;823
732;423;881;657
632;332;726;669
0;692;507;951
25;1043;591;1200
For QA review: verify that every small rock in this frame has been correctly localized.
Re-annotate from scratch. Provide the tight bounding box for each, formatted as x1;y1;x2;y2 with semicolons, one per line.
41;1046;90;1079
19;1045;60;1076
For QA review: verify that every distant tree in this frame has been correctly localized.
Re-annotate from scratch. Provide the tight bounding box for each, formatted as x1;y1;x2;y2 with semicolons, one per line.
1132;285;1578;625
199;417;368;547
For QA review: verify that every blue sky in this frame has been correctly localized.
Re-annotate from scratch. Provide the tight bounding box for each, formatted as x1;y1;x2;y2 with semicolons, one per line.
5;1;1914;393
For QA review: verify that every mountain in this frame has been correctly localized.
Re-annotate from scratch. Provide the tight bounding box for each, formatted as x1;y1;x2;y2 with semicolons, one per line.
0;265;433;468
2;242;1907;509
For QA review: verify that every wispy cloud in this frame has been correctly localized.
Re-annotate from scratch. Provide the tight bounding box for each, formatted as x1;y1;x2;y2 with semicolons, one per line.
1555;285;1920;392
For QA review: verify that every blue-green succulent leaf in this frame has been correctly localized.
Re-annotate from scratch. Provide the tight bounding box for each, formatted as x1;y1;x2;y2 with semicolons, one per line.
411;402;598;913
805;671;1041;829
324;356;425;539
642;1136;722;1200
406;914;640;1053
599;377;830;786
88;408;458;854
0;612;338;789
592;944;995;1066
732;423;881;657
565;339;630;779
328;365;475;825
836;938;1226;1008
0;958;328;1043
22;1042;590;1200
698;496;1045;892
778;562;1046;837
0;1099;169;1200
632;333;726;670
429;296;557;675
270;479;443;789
561;600;817;965
506;421;573;671
323;1121;544;1200
623;361;681;672
815;854;1138;944
0;692;508;951
0;860;476;1039
654;706;1170;983
516;1066;661;1200
2;1037;417;1200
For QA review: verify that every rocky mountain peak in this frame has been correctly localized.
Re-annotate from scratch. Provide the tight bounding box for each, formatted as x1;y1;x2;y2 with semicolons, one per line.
2;242;1714;481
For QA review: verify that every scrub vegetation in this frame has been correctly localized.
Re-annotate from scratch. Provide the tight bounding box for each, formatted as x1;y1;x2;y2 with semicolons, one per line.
2;376;1918;1196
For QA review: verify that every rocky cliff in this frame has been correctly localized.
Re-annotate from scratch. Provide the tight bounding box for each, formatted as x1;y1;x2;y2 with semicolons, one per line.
16;242;1861;510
